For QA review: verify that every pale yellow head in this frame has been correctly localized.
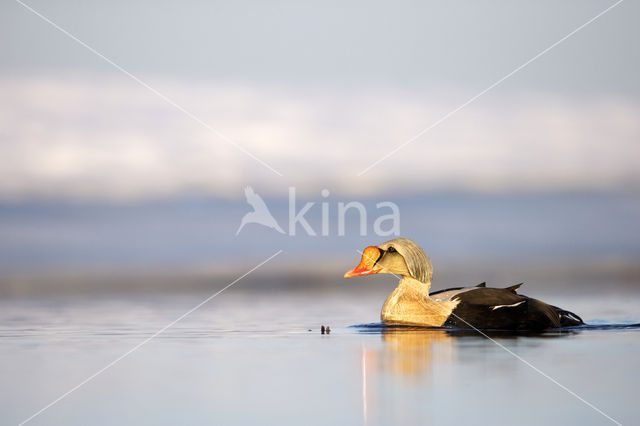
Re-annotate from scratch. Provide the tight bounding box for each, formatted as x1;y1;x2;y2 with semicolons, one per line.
344;238;433;283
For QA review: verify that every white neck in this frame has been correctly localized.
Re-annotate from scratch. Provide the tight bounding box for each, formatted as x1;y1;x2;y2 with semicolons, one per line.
398;276;431;297
381;275;458;327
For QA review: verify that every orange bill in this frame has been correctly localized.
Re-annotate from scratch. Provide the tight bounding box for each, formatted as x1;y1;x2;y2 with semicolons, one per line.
344;246;381;278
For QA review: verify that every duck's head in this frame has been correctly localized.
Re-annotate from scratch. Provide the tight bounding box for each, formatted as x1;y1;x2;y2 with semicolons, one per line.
344;238;433;283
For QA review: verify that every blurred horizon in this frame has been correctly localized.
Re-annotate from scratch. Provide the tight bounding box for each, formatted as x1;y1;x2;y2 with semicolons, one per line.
1;191;639;282
2;4;640;425
1;1;639;291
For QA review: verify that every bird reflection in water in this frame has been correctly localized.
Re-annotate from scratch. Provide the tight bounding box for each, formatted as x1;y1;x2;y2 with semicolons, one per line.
360;326;579;424
378;328;453;378
361;328;453;424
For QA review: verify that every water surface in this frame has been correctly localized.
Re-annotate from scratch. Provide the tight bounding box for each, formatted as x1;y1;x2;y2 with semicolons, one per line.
1;288;639;426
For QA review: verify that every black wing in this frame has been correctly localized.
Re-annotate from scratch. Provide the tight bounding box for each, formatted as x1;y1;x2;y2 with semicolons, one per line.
443;286;563;330
429;282;486;297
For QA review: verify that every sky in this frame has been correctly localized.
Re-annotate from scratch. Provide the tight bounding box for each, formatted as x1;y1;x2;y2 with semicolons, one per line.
1;0;639;201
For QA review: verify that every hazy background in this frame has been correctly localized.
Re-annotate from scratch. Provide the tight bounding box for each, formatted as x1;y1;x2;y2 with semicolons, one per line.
2;3;640;426
1;0;639;295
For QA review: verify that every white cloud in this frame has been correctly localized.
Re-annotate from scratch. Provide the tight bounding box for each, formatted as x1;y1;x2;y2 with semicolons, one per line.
0;74;639;201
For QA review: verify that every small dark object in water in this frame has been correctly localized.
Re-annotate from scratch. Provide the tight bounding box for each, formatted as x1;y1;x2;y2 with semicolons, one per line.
326;326;331;334
321;325;325;334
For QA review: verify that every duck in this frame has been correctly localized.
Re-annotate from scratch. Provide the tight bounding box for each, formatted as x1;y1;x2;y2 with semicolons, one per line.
344;238;583;330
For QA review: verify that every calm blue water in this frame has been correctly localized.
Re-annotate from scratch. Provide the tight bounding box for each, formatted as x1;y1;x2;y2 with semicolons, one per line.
1;191;638;424
1;287;639;426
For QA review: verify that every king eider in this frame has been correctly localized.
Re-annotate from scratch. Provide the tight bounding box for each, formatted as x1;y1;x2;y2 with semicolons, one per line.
344;238;583;330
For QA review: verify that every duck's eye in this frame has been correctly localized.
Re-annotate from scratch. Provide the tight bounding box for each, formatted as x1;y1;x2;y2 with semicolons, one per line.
387;246;397;253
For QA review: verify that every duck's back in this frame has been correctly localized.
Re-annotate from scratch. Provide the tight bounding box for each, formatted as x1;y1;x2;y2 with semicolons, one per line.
431;284;583;330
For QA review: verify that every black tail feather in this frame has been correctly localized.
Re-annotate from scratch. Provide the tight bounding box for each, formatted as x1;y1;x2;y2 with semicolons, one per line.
552;306;584;327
